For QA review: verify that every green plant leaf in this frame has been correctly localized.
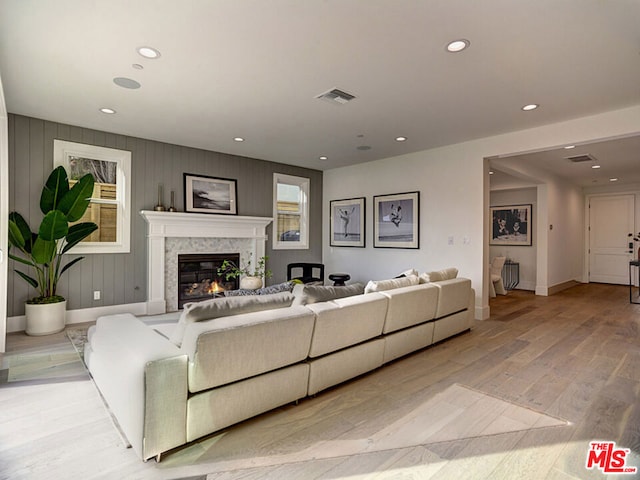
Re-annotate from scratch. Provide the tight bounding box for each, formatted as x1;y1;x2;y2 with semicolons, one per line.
62;222;98;253
40;166;69;214
8;212;34;252
31;237;56;265
8;252;35;267
8;219;25;249
14;269;38;288
59;256;85;277
57;173;94;222
38;210;69;241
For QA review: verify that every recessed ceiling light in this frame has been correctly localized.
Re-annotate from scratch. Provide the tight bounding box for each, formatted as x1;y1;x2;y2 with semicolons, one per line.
319;156;328;161
395;136;407;142
113;77;141;89
446;39;470;53
592;165;601;169
132;63;144;70
609;178;618;182
99;107;116;114
137;46;161;59
233;137;244;142
564;145;576;149
521;104;539;111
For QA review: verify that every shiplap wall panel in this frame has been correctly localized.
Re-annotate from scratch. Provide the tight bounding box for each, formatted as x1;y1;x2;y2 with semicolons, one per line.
7;114;322;316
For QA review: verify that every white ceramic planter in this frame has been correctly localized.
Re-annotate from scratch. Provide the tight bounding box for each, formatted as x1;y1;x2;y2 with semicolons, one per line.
25;300;67;336
239;276;263;290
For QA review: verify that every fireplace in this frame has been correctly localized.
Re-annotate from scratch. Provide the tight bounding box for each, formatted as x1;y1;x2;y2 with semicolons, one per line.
178;253;239;308
140;211;272;315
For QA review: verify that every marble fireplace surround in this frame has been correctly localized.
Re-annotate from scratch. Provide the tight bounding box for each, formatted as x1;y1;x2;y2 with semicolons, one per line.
140;211;273;314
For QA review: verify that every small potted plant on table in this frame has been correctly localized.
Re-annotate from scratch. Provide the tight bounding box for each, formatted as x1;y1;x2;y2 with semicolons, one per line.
8;166;98;335
217;255;272;290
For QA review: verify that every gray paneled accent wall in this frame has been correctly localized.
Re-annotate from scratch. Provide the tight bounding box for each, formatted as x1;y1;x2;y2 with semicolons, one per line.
7;114;322;316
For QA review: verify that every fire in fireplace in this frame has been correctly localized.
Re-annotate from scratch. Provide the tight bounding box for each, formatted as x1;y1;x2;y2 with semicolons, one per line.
178;253;239;308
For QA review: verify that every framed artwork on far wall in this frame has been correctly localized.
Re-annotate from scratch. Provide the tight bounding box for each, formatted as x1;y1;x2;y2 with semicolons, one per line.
374;191;419;249
490;204;532;246
330;197;365;247
184;173;237;215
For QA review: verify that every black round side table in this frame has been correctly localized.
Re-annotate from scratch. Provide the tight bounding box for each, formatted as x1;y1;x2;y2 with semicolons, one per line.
328;273;350;286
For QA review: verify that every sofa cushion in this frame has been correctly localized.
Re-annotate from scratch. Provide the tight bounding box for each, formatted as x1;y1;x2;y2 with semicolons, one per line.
419;267;458;283
306;292;388;357
432;277;472;318
169;291;294;346
292;282;365;306
380;283;439;333
364;275;419;293
183;306;315;392
223;281;295;297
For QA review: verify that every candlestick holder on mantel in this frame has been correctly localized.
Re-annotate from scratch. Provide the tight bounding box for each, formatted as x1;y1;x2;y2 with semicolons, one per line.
154;184;166;211
168;190;177;212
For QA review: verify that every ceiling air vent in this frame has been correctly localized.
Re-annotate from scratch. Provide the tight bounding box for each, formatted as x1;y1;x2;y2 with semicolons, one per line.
565;153;597;163
316;88;356;105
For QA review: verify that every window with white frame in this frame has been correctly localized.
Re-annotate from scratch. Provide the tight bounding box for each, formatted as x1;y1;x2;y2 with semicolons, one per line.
53;140;131;253
272;173;309;249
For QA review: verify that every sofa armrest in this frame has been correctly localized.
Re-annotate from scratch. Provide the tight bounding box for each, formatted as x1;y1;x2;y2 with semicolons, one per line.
85;314;188;461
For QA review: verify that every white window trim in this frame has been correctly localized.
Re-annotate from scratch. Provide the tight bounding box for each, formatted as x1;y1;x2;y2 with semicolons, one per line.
53;140;131;254
272;173;309;250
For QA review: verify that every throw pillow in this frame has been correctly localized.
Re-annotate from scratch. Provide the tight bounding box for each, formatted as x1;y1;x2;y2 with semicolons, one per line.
169;291;295;346
364;275;419;293
224;281;295;297
419;267;458;283
292;283;365;306
394;268;419;278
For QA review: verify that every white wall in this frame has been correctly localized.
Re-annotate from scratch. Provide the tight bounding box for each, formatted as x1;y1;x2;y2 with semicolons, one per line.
490;188;537;291
323;105;640;320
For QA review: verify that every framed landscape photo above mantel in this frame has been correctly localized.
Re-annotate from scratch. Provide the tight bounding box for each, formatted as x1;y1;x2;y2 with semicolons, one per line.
330;197;365;247
374;191;419;249
490;204;532;246
184;173;237;215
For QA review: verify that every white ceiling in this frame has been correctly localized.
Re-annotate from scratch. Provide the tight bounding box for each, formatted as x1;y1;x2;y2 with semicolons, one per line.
0;0;639;174
490;133;640;190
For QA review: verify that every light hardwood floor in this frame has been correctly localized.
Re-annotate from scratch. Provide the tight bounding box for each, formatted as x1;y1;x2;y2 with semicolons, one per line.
1;283;639;479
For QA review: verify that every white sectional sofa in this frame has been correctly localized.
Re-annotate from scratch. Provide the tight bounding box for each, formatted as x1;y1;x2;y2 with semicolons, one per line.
84;270;475;461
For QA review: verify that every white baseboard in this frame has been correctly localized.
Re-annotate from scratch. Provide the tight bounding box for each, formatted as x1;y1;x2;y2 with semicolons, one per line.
514;281;536;291
476;304;490;320
7;302;148;333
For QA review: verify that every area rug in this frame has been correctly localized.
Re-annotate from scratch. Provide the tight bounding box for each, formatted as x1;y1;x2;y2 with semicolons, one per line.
159;383;570;477
66;327;88;364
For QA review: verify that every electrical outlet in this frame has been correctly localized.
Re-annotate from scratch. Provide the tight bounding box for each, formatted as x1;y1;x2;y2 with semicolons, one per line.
93;290;101;301
448;235;454;245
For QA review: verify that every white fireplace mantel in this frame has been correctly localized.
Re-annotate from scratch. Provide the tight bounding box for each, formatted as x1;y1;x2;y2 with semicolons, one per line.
140;211;273;314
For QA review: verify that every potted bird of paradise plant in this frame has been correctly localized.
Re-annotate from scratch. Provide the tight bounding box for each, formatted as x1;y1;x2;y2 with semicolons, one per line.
8;165;98;335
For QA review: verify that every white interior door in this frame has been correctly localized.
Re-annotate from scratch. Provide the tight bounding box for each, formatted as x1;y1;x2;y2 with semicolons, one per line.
589;194;635;285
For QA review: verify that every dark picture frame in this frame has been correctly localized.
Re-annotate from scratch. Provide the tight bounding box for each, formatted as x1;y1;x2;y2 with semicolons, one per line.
374;191;419;249
184;173;237;215
490;204;532;246
330;197;365;247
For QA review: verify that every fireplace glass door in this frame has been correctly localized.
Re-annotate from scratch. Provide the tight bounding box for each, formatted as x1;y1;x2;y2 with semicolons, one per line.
178;253;239;308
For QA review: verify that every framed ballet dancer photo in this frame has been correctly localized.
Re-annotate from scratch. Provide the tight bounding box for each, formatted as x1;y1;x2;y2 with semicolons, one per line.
330;197;365;247
374;191;419;249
